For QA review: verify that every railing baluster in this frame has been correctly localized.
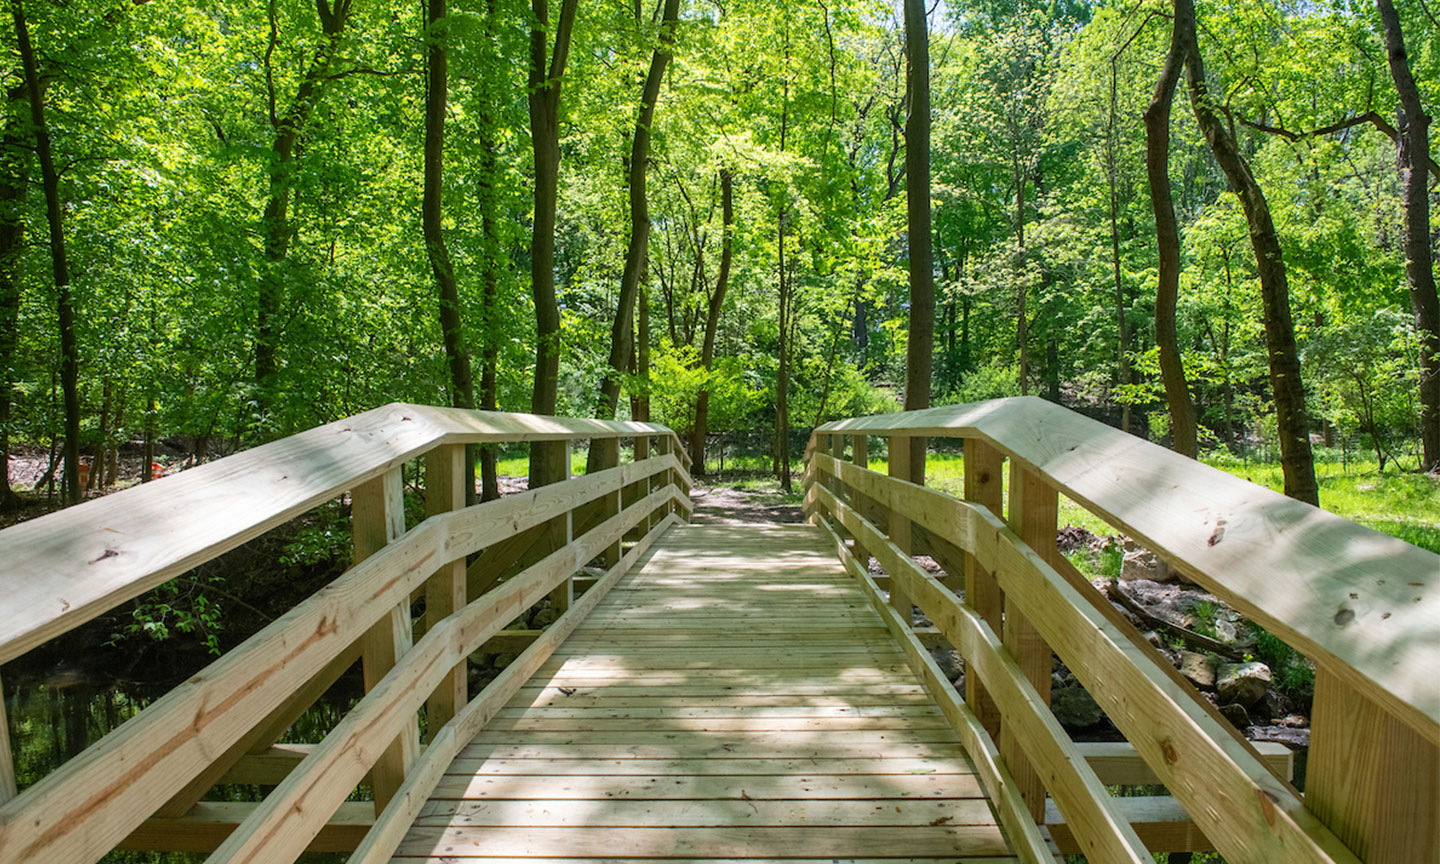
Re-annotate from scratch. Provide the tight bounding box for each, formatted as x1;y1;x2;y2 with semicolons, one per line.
595;437;622;567
548;441;575;616
887;435;914;622
423;444;468;735
1307;667;1440;860
354;466;419;812
963;438;1004;740
850;435;870;569
1002;463;1058;821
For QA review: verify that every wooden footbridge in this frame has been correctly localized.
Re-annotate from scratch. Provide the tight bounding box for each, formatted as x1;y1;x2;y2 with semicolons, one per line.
0;398;1435;863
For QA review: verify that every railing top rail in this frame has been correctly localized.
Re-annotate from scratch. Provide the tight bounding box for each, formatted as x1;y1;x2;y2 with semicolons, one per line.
814;396;1440;741
0;403;689;665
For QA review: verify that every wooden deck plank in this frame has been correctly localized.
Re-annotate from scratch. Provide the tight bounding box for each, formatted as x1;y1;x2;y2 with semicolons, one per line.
394;524;1013;862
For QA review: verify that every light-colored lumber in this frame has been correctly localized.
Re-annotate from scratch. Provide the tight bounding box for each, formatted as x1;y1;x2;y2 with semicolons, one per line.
203;488;684;864
413;797;1000;827
816;482;1149;863
816;397;1440;743
814;516;1054;864
1306;667;1439;862
392;825;1013;858
1044;796;1213;854
963;437;1004;738
0;404;686;667
442;756;972;776
423;444;468;735
117;801;375;854
1002;463;1056;821
886;434;915;619
345;514;681;864
483;715;949;732
1076;740;1294;786
814;456;1364;864
426;772;984;801
387;858;1023;864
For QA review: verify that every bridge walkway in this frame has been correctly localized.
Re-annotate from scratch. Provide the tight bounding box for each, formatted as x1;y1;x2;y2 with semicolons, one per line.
390;522;1019;862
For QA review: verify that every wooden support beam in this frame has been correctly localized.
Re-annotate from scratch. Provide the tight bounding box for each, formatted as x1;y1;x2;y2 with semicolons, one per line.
1307;667;1440;862
963;438;1003;740
849;435;872;571
354;467;419;813
548;442;574;616
886;435;914;623
1045;796;1212;855
119;801;374;854
423;444;468;737
1002;462;1056;822
1078;740;1293;786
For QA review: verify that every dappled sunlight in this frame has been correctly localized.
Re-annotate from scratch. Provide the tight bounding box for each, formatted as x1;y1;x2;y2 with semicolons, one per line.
399;522;1010;860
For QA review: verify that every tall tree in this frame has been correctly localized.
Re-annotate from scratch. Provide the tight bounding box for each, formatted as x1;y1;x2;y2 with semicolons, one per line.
1375;0;1439;472
689;169;733;472
1144;10;1198;457
902;0;933;484
587;0;680;474
423;0;478;503
255;0;354;429
476;0;503;502
0;85;24;510
1175;0;1318;504
15;0;80;506
527;0;579;488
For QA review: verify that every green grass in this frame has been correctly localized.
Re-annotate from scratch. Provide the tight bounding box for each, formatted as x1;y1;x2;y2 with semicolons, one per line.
858;450;1439;553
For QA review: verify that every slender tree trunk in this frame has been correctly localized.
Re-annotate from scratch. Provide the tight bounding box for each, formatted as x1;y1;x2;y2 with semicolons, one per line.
0;85;25;510
1106;57;1132;436
1175;0;1318;504
1015;175;1028;395
15;1;80;506
255;0;353;427
633;276;651;423
476;0;502;502
590;0;680;474
774;25;792;492
689;170;733;473
902;0;932;484
527;0;579;488
423;0;478;505
1376;0;1439;472
1145;10;1198;457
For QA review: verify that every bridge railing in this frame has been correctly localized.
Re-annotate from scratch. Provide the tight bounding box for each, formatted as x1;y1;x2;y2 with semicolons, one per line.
804;396;1437;864
0;403;692;864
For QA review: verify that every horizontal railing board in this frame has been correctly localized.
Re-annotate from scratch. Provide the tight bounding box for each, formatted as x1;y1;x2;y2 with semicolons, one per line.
817;396;1440;742
0;403;688;665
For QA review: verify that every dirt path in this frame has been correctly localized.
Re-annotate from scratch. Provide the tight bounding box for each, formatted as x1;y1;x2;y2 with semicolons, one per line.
688;485;804;525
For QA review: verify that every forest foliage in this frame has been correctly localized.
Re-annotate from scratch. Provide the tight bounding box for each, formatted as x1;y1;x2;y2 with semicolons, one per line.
0;0;1435;508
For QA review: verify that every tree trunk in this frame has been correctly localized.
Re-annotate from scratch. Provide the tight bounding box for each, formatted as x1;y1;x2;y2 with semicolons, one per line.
589;0;680;473
1145;9;1199;457
689;170;733;473
1376;0;1439;472
475;0;502;502
0;85;25;510
902;0;932;483
1106;56;1132;436
424;0;478;505
527;0;579;488
15;1;80;506
1175;0;1318;504
255;0;353;427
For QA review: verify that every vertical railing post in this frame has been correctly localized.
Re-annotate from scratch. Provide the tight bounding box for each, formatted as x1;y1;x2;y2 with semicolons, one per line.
1004;462;1058;821
850;435;871;569
595;437;622;567
828;433;845;503
549;440;574;615
1307;670;1440;860
962;438;1004;739
0;672;15;803
886;435;914;622
353;465;418;812
422;444;467;736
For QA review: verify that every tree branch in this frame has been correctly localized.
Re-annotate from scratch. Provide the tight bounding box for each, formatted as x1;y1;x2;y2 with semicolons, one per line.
1229;108;1440;183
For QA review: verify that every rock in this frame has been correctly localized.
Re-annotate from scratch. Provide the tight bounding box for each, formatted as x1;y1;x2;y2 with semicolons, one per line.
931;648;964;683
1121;546;1176;583
1276;713;1309;728
1179;651;1216;689
1219;702;1251;729
1113;579;1215;630
1246;725;1310;749
1051;684;1105;729
1217;661;1272;707
492;652;518;668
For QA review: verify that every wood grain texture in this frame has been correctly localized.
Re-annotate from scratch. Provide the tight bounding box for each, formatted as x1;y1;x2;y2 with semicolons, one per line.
0;404;689;666
815;397;1439;742
390;523;1018;863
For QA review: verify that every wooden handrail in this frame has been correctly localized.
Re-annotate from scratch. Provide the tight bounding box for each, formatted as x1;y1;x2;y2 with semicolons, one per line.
0;403;688;665
805;398;1440;862
814;396;1439;742
0;406;693;864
